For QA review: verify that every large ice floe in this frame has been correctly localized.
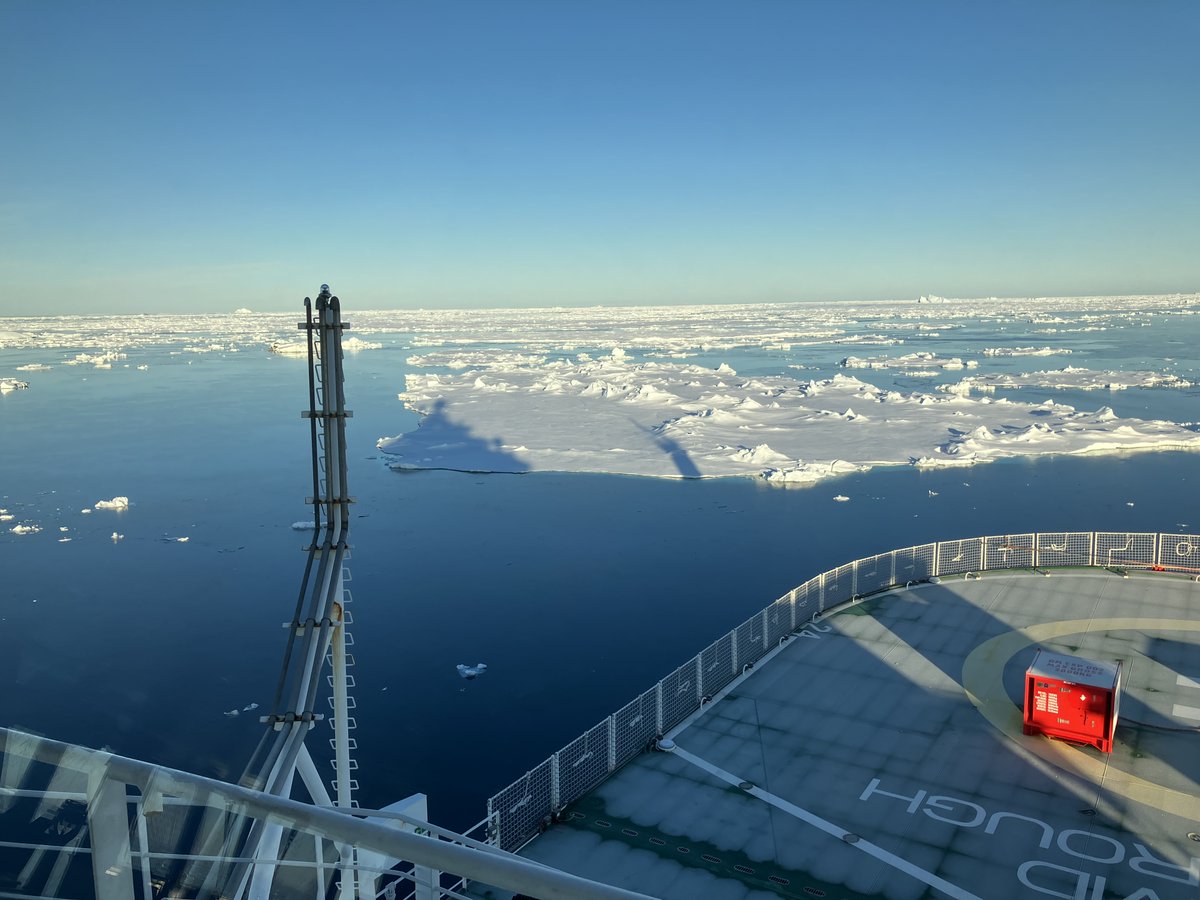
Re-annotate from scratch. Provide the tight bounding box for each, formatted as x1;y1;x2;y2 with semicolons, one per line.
377;350;1200;484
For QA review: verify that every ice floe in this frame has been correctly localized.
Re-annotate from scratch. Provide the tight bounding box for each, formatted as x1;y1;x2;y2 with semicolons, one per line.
457;663;488;680
93;497;129;510
10;524;41;535
378;353;1200;484
840;352;977;370
945;368;1194;395
0;379;29;392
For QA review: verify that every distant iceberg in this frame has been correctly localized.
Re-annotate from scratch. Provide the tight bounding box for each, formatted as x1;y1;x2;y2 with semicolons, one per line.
94;496;129;510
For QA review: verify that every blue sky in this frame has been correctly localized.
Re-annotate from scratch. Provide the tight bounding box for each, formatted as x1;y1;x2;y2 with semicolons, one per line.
2;1;1198;314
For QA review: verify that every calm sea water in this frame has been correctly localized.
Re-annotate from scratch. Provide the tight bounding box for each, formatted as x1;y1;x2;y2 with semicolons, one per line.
2;319;1198;830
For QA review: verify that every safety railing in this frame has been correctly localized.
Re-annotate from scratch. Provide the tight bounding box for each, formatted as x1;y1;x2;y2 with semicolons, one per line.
486;529;1200;853
0;728;653;900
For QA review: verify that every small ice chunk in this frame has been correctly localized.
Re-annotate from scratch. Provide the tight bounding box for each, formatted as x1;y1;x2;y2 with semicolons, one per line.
94;497;129;510
457;663;488;680
1126;501;1134;507
81;508;92;514
0;514;13;522
58;537;72;543
111;532;124;542
10;524;41;535
833;495;850;502
928;490;939;497
242;702;259;711
224;709;240;717
175;536;189;542
59;526;69;532
291;521;314;530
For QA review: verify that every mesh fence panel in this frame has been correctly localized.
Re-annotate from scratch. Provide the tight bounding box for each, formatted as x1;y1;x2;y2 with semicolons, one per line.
1157;533;1200;571
1037;532;1092;568
737;611;767;662
822;563;855;609
659;658;701;733
793;578;819;623
895;543;936;583
853;552;893;597
612;688;657;767
700;633;736;697
557;721;610;809
489;757;554;852
766;597;791;647
936;538;984;576
1095;532;1156;568
984;533;1035;570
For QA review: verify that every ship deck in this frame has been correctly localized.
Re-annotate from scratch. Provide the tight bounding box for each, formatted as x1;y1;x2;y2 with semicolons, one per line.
470;569;1200;899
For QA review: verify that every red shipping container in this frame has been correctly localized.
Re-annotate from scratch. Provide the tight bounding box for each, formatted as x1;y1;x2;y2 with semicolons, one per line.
1023;649;1122;753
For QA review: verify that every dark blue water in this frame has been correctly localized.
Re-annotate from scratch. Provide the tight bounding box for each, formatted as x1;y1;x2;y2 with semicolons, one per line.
2;335;1198;831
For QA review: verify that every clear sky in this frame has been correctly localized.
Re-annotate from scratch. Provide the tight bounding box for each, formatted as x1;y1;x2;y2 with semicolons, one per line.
2;1;1198;315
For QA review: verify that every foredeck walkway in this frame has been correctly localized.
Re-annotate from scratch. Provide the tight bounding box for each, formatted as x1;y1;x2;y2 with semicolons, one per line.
472;569;1200;899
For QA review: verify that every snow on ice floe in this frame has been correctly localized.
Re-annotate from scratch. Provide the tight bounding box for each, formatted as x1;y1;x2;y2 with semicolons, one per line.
10;524;41;535
944;368;1194;396
1;379;29;393
377;351;1200;485
93;496;129;510
840;352;977;371
981;346;1071;357
270;336;383;356
15;363;52;371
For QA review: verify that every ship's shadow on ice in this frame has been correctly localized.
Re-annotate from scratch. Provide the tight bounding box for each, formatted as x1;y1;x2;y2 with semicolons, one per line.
639;420;702;478
378;399;531;474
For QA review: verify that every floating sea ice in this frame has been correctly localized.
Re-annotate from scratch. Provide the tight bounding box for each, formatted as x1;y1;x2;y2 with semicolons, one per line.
457;663;488;680
0;514;12;523
224;709;240;717
243;702;259;711
58;537;71;543
111;532;124;542
94;496;129;510
833;495;850;502
928;490;939;497
1126;502;1134;507
175;537;189;543
291;521;314;530
10;524;41;535
81;509;92;514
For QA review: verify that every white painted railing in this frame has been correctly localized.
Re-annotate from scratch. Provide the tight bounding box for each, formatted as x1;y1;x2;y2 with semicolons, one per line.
486;530;1200;852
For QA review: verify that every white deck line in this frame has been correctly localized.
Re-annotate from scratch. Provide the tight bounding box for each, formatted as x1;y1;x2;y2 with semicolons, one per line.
1171;704;1200;722
668;744;983;900
1176;674;1200;690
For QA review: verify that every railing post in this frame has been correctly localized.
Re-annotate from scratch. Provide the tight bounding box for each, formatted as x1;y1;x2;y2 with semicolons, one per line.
731;629;739;674
695;656;704;703
1033;533;1039;569
607;717;617;773
980;537;988;572
789;588;797;630
550;754;560;812
933;542;941;578
655;683;664;736
761;610;769;652
851;560;859;597
1089;532;1096;566
818;571;826;612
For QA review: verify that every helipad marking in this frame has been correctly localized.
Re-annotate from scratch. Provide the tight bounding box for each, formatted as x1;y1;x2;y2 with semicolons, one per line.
1177;674;1200;690
962;617;1200;819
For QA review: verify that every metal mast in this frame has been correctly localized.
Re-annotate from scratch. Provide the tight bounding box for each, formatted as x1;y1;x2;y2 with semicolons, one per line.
235;285;360;898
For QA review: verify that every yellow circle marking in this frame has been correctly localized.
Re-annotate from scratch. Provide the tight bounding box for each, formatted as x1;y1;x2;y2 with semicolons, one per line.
961;617;1200;820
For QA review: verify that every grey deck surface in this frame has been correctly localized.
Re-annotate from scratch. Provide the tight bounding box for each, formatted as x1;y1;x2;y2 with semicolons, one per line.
470;569;1200;899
